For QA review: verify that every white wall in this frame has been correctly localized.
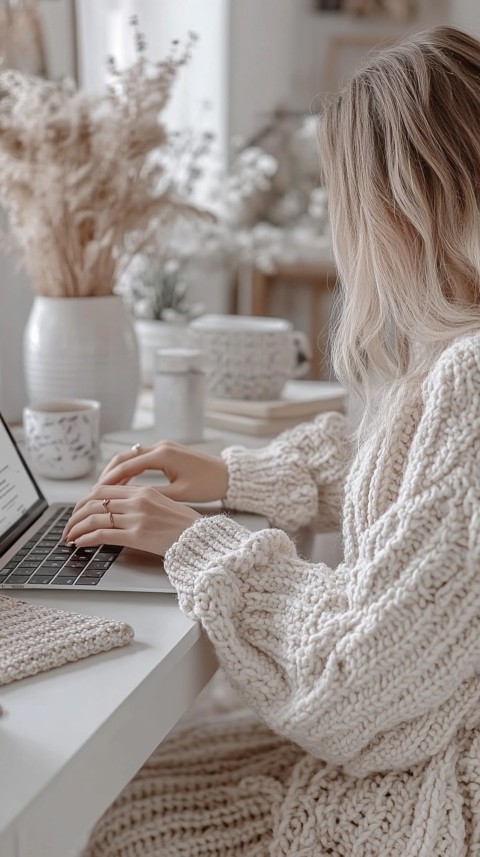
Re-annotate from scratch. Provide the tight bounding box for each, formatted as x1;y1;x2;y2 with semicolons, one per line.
228;0;475;132
449;0;480;32
228;0;295;141
76;0;230;163
290;0;450;106
0;214;33;423
76;0;297;152
219;0;455;141
0;2;77;422
39;0;77;79
72;1;463;160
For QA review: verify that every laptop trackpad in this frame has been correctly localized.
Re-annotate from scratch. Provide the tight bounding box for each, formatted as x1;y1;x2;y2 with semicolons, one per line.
99;548;175;593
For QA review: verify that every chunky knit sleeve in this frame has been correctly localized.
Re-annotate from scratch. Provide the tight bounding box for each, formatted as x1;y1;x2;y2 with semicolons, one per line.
221;411;351;532
165;336;480;777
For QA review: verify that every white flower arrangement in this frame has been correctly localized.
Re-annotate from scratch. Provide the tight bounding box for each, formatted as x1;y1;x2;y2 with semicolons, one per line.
121;109;332;317
215;113;331;273
119;254;205;322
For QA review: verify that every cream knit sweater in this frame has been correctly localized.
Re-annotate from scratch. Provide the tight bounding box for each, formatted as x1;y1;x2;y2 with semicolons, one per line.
85;332;480;856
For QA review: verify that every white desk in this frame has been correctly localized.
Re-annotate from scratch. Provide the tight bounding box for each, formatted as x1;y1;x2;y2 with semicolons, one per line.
0;471;268;857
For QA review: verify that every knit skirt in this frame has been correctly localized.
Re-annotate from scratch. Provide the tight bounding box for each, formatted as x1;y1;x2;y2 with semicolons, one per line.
83;708;479;856
83;711;303;857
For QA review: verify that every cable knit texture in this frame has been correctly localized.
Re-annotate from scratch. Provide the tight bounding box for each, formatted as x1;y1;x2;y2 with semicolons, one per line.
84;332;480;857
222;409;351;532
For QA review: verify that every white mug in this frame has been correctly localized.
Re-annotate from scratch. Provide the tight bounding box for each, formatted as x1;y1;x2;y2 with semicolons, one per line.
23;399;101;480
189;315;311;400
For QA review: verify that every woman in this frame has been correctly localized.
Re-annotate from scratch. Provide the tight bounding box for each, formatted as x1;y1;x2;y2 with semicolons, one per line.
67;26;480;856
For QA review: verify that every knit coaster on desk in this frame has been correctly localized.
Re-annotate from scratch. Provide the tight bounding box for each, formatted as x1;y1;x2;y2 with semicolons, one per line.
0;594;134;688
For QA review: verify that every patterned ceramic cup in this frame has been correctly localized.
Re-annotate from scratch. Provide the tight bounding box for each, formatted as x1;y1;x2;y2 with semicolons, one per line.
23;399;101;480
189;315;311;400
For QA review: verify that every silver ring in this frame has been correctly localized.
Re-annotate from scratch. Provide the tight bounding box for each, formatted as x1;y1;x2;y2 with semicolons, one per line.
131;443;142;455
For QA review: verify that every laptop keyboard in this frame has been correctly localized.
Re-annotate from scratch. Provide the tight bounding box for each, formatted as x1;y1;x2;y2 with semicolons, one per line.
0;506;122;587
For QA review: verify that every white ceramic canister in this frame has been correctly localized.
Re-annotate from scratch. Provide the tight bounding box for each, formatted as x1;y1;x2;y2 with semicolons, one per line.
154;348;205;444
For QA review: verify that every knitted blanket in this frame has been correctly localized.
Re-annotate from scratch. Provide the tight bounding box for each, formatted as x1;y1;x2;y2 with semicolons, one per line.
0;594;134;688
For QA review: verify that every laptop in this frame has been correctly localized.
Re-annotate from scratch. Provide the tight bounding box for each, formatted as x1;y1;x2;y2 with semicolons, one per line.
0;413;175;593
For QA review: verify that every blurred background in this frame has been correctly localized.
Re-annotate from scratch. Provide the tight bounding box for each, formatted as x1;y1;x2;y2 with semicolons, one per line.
9;1;471;139
0;0;476;419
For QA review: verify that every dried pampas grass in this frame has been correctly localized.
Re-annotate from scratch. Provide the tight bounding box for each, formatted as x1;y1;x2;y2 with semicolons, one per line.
0;22;206;297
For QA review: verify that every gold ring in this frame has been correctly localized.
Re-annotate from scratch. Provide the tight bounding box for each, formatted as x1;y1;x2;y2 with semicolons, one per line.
102;498;110;512
109;511;115;528
131;443;142;454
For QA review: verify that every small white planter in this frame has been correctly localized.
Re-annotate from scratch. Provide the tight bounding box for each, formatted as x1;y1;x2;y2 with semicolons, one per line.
24;295;140;434
134;318;188;387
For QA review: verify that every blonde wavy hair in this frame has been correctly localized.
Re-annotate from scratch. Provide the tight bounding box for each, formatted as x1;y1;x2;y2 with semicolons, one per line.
319;26;480;432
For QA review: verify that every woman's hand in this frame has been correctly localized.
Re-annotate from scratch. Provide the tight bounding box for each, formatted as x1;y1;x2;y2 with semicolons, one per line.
61;484;201;557
96;440;229;503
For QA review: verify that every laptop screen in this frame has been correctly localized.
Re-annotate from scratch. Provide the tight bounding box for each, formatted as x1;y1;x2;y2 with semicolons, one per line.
0;415;47;555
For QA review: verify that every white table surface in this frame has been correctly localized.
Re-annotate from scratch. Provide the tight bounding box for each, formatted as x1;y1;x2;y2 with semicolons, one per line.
0;462;269;857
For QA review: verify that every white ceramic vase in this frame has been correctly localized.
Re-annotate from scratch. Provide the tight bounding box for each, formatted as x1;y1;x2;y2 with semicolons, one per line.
23;295;140;434
134;318;188;387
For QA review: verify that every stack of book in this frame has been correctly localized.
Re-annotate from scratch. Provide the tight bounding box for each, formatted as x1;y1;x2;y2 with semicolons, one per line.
204;380;347;437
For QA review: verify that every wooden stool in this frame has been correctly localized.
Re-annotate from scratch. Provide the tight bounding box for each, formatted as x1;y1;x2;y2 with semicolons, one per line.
246;261;338;380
